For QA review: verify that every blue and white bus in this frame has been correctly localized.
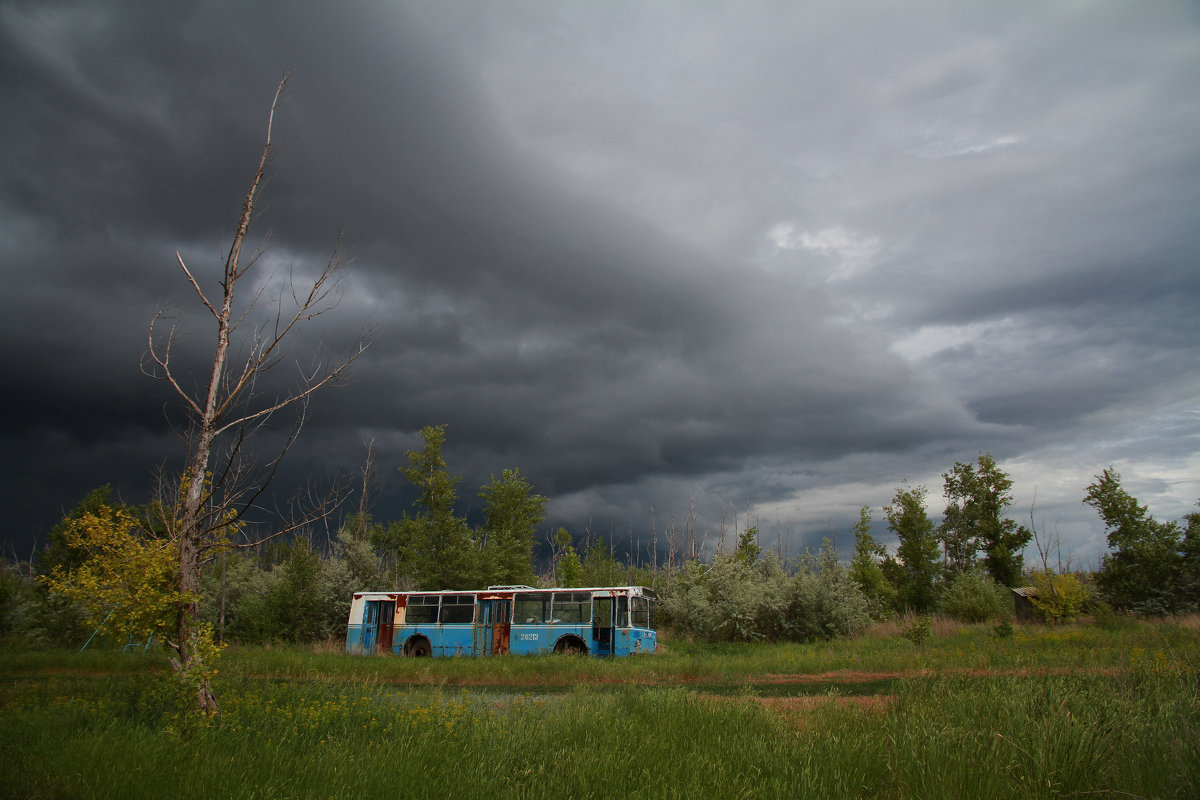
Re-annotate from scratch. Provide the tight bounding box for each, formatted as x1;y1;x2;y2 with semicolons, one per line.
346;585;656;658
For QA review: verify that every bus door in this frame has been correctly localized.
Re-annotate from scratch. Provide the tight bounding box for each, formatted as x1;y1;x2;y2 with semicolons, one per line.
474;595;512;655
591;592;615;656
376;599;396;652
362;600;380;653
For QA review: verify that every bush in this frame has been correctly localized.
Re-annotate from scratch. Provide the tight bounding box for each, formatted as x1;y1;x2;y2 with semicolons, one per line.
0;559;90;648
782;543;872;641
902;614;931;649
1029;571;1087;623
939;570;1012;623
659;541;872;644
661;555;788;642
0;562;21;640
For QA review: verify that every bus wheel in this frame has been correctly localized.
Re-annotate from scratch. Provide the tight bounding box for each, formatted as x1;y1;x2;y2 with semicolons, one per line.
554;637;586;655
406;638;431;657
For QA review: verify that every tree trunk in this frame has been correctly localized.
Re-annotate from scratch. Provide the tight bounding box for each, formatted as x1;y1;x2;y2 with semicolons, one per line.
145;74;365;716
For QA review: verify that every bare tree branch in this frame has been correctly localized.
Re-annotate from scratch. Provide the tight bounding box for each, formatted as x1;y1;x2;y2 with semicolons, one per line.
176;252;218;319
141;72;371;715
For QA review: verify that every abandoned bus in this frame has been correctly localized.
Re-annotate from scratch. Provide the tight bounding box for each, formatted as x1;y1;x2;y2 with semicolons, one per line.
345;585;656;658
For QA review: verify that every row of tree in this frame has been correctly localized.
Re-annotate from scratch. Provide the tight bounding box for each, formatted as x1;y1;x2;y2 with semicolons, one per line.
5;441;1196;652
853;453;1033;617
850;456;1199;621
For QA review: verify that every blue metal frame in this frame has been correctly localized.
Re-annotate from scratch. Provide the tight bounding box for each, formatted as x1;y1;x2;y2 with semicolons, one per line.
346;586;656;658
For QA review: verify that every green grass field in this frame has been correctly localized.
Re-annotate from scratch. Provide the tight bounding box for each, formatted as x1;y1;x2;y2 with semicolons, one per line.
2;617;1197;799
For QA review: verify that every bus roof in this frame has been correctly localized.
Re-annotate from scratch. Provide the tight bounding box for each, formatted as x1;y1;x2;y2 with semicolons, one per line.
352;585;655;599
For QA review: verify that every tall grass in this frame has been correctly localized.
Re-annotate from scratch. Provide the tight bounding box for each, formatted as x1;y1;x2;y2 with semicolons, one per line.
207;616;1184;685
2;617;1197;799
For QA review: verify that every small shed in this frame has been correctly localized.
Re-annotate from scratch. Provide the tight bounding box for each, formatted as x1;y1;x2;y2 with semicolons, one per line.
1011;586;1038;622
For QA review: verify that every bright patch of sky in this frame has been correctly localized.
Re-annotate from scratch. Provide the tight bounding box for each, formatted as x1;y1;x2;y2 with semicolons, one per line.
766;223;881;281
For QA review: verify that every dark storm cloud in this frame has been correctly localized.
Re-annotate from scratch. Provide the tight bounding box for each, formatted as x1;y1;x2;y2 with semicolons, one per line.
3;0;1198;564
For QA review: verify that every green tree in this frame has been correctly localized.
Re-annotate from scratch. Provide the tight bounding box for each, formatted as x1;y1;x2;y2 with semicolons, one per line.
848;506;895;619
1182;507;1200;610
734;526;762;563
38;485;126;579
334;519;384;590
0;560;28;641
477;468;547;587
936;502;977;579
200;552;273;644
41;503;183;647
885;483;940;613
27;487;128;645
940;454;1030;587
554;528;583;588
580;537;628;587
392;425;479;589
266;538;325;642
1085;468;1196;614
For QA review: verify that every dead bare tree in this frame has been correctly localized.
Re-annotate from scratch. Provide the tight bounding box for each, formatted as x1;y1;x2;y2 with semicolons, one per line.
718;504;728;555
649;504;657;581
666;510;677;572
143;75;370;714
687;491;697;561
1026;489;1070;609
352;439;378;541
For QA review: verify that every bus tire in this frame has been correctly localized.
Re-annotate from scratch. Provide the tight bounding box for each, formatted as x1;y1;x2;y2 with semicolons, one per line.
405;637;432;658
553;636;587;655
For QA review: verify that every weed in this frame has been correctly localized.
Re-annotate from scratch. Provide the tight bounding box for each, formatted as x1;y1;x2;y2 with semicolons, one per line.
902;615;932;650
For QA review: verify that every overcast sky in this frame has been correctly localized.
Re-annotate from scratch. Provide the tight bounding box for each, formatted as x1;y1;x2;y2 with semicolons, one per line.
3;0;1198;568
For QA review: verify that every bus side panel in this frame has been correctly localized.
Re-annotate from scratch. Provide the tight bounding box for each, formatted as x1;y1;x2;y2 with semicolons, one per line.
508;624;547;655
393;624;478;657
613;627;657;655
345;597;368;654
395;623;433;655
436;625;475;657
563;623;594;655
345;623;365;654
508;623;592;655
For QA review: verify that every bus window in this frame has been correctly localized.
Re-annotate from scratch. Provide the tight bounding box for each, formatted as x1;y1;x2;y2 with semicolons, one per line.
632;597;650;629
440;594;475;624
407;595;438;624
552;592;590;623
514;593;550;624
617;595;629;627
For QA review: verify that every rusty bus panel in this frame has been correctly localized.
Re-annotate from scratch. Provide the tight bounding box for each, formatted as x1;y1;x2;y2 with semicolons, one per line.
376;599;396;652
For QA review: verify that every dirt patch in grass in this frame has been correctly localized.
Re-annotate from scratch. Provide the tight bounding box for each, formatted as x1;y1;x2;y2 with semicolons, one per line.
758;666;1125;683
759;670;916;683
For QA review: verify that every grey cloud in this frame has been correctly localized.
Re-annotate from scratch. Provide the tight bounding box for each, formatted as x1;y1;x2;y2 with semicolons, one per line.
2;0;1198;564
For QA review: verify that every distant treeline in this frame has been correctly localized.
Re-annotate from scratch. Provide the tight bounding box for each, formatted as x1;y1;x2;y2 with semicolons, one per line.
2;430;1197;648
